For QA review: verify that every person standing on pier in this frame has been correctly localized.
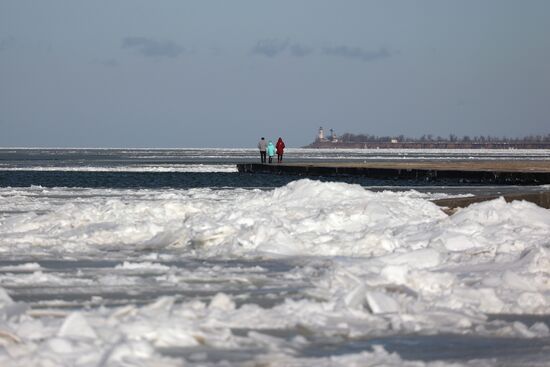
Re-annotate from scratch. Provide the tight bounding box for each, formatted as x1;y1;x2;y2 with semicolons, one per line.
258;137;267;163
276;137;285;163
267;140;275;163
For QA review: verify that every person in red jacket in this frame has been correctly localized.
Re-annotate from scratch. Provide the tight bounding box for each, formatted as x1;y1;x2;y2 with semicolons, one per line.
276;137;285;163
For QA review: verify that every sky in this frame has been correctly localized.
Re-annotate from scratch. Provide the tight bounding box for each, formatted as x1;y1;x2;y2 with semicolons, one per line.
1;0;549;148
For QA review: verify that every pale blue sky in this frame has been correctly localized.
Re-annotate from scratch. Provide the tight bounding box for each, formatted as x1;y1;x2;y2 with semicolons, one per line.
1;0;549;147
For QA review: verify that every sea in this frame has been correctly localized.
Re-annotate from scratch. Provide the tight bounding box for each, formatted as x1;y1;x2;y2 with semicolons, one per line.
1;148;550;366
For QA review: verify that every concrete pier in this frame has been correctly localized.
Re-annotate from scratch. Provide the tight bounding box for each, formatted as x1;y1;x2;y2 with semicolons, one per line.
237;161;550;185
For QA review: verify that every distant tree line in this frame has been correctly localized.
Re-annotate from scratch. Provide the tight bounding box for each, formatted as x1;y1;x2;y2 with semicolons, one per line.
339;133;550;143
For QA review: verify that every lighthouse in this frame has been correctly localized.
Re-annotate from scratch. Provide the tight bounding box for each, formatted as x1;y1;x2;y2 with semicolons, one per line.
330;129;337;142
318;127;324;142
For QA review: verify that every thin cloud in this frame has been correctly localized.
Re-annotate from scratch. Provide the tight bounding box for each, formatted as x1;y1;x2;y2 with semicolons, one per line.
252;38;289;57
290;43;313;57
121;37;184;58
323;46;391;62
250;39;390;61
95;58;118;67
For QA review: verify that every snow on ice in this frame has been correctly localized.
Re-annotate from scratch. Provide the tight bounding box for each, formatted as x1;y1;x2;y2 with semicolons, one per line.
0;179;549;366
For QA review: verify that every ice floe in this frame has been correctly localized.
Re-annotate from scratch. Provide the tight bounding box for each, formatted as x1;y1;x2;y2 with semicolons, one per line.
0;179;549;366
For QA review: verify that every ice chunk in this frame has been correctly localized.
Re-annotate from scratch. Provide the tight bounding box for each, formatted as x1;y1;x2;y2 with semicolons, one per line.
0;287;28;321
115;261;170;271
379;248;441;269
209;293;236;311
503;271;537;292
366;291;400;314
103;340;155;364
0;288;12;305
58;313;97;339
47;338;74;354
344;284;367;309
380;265;409;284
443;234;482;251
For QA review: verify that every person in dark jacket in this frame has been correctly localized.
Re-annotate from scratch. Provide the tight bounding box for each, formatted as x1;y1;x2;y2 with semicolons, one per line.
258;137;267;163
276;137;285;163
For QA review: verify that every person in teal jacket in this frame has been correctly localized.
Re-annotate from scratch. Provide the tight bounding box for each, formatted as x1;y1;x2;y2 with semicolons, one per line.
266;141;275;163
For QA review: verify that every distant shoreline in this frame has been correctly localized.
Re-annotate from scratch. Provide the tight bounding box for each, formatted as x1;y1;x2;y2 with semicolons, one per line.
305;141;550;149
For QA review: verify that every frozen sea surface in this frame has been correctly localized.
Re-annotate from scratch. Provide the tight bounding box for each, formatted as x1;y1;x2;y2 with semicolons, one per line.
1;179;550;366
1;148;550;366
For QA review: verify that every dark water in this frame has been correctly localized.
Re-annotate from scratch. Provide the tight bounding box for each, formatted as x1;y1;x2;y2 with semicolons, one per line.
0;170;502;189
0;171;298;188
303;334;550;365
158;334;550;365
2;171;549;202
2;149;549;196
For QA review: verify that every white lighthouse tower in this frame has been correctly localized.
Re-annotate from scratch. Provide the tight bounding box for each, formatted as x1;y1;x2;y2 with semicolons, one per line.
330;128;337;142
318;127;325;142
